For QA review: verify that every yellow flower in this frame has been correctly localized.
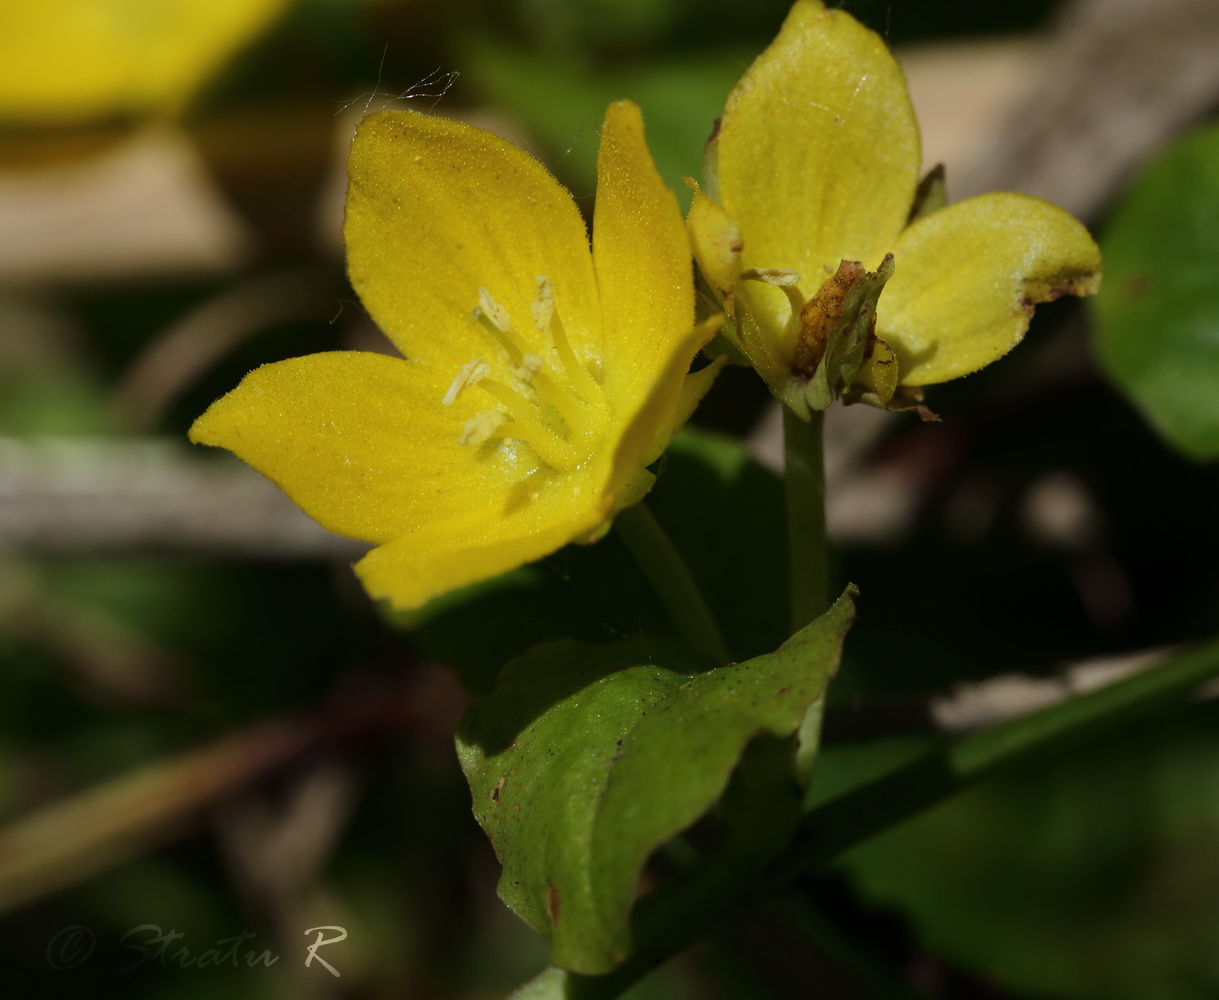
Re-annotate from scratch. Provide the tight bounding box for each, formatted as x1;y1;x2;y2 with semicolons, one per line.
0;0;288;125
190;101;719;610
689;0;1102;419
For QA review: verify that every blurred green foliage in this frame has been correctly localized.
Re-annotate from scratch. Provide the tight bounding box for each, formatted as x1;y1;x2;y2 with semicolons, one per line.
841;702;1219;999
1093;123;1219;462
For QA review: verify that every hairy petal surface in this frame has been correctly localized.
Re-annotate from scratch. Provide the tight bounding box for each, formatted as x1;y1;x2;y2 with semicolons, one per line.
715;0;919;337
686;183;742;308
608;317;723;500
593;100;700;422
880;193;1103;385
354;515;602;612
640;352;730;469
189;351;572;545
345;111;600;380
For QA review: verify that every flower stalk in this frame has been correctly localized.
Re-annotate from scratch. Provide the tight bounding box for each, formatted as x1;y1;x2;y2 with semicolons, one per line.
783;406;831;787
615;502;731;666
782;407;829;631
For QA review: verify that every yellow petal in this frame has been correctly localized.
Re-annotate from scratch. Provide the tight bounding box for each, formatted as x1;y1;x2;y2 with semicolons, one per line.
355;514;602;612
189;351;567;545
592;100;697;419
344;111;600;381
686;182;742;309
731;286;791;395
856;337;899;404
715;0;920;328
603;468;656;524
640;354;730;468
606;316;722;502
0;0;287;124
879;192;1102;385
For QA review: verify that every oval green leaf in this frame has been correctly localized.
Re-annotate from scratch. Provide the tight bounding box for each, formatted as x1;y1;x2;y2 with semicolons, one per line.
456;588;857;974
1092;123;1219;461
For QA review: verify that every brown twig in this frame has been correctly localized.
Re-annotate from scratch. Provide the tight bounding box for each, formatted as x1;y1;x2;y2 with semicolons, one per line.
0;664;465;916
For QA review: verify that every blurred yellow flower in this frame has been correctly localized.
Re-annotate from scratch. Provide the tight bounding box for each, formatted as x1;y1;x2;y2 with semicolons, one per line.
689;0;1101;418
0;0;289;124
191;101;719;610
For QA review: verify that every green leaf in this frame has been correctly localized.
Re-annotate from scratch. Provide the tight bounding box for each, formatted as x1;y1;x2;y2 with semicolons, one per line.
1092;123;1219;461
457;588;857;974
508;967;567;999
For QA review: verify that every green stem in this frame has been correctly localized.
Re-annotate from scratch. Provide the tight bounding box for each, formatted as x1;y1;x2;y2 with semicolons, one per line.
783;634;1219;875
616;502;731;666
561;849;760;1000
520;635;1219;999
783;407;828;630
783;407;830;787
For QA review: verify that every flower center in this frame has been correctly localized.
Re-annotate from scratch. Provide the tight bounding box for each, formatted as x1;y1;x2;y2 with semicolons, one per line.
740;256;896;413
443;276;609;472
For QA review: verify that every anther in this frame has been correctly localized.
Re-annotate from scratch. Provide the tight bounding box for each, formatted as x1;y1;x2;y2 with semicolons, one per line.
531;275;555;333
457;279;612;470
515;354;543;383
443;359;491;405
459;411;506;446
475;288;511;332
741;267;806;318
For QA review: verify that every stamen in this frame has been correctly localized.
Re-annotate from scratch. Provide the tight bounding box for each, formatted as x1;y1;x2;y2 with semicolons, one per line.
468;355;582;434
459;411;506;446
532;274;607;424
741;267;806;318
531;275;555;333
515;353;543;382
530;369;595;437
490;422;580;471
457;279;613;471
473;288;524;366
442;359;490;405
742;267;801;285
477;378;542;421
549;302;607;409
476;287;511;332
472;378;583;470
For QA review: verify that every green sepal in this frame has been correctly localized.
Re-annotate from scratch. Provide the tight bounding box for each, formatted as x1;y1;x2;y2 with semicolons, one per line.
908;163;948;223
799;255;896;413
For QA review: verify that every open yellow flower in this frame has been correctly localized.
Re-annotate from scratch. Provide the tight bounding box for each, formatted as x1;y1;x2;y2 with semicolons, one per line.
689;0;1102;419
0;0;289;125
190;101;719;610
